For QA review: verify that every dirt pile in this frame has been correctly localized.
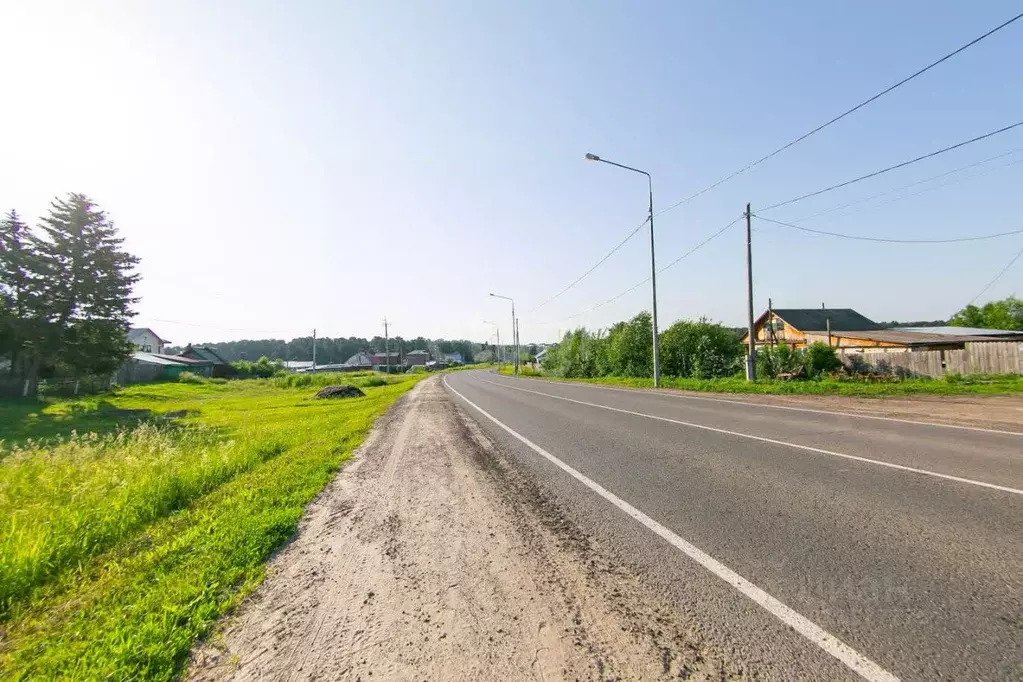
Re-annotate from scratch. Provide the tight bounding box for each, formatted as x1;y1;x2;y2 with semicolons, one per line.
314;385;365;399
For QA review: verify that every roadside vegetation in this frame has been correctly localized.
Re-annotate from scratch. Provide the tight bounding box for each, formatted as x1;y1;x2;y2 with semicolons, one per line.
0;372;424;680
511;310;1023;396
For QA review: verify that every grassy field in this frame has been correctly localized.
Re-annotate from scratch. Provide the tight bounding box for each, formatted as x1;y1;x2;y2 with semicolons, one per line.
0;371;423;680
497;366;1023;396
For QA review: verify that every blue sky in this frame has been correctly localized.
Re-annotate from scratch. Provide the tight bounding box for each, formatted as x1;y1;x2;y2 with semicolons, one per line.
2;1;1021;345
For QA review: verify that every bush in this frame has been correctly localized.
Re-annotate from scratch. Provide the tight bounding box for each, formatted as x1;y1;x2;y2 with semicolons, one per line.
177;371;205;384
231;356;283;379
660;319;743;379
804;342;842;379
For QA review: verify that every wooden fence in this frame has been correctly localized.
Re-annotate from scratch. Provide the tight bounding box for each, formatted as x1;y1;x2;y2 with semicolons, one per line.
837;341;1023;378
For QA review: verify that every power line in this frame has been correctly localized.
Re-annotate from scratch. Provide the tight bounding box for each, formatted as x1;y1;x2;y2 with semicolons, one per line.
759;120;1023;212
794;149;1023;222
656;11;1023;216
528;217;648;313
137;316;294;335
554;216;743;323
969;243;1023;304
525;14;1023;313
755;214;1023;243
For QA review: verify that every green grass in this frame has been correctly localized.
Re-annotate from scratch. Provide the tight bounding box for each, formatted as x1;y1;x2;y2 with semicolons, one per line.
0;373;424;680
499;366;1023;396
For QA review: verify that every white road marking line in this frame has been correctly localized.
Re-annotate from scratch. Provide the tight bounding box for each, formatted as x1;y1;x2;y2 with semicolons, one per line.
497;373;1023;438
442;375;900;682
479;377;1023;496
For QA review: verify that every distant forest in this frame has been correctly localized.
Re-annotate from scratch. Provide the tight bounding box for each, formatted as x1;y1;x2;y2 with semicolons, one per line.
165;336;480;364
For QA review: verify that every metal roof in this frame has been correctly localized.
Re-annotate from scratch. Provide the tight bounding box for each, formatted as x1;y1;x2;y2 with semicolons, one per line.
823;330;985;345
895;326;1023;337
772;308;881;332
133;351;189;366
159;353;214;366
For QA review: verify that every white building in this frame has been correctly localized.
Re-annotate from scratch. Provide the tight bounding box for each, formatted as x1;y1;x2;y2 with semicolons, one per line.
127;327;170;354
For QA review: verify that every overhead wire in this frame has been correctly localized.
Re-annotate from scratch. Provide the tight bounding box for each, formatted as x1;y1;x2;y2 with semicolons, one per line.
138;316;295;336
754;214;1023;243
655;10;1023;215
758;120;1023;212
527;217;648;313
793;149;1023;222
526;12;1023;313
554;216;744;323
968;244;1023;304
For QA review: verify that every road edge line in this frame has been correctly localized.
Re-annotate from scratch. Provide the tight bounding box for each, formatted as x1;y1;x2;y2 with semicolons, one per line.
443;375;900;682
494;373;1023;438
481;377;1022;496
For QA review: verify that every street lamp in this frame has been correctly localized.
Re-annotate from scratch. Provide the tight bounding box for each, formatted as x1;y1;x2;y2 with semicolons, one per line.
585;152;661;387
489;293;518;375
483;320;502;364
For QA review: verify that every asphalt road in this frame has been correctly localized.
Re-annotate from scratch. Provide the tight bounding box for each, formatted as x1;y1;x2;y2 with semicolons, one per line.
443;370;1022;681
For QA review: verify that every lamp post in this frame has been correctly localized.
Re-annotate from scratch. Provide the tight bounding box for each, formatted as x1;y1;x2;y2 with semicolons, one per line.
585;152;660;387
489;293;518;375
483;320;502;364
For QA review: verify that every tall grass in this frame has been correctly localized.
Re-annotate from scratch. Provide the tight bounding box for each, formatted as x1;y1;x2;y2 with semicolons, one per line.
269;371;403;389
0;424;282;618
0;373;424;680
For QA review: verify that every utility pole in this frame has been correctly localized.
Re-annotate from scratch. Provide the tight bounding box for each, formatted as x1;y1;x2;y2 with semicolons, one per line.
496;327;501;364
383;318;390;374
312;328;317;372
745;203;756;381
515;317;520;369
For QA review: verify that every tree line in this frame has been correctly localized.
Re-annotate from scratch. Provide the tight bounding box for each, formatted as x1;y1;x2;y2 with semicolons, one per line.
166;336;481;365
0;195;138;394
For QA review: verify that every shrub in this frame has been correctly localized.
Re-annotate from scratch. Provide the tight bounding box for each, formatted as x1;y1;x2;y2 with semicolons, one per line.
660;319;743;379
804;342;842;379
231;356;283;379
177;371;205;384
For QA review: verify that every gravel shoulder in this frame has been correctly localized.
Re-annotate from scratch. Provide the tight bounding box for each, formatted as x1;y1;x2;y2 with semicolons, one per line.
187;376;741;681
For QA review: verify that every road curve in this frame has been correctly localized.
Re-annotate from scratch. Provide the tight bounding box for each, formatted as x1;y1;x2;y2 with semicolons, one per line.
443;370;1023;681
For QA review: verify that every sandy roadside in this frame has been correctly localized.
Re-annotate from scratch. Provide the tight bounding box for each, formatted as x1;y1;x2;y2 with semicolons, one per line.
187;377;739;681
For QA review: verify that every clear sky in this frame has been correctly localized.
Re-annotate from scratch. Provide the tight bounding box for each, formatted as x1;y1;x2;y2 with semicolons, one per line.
2;1;1021;346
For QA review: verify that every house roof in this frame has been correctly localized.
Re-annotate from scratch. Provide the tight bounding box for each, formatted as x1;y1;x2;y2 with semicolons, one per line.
183;345;229;364
407;350;429;355
128;327;170;344
133;351;189;366
158;353;214;366
344;352;375;366
820;330;986;346
895;326;1023;338
771;308;881;332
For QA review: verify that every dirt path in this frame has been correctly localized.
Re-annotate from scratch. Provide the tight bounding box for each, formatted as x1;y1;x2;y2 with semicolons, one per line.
188;377;735;681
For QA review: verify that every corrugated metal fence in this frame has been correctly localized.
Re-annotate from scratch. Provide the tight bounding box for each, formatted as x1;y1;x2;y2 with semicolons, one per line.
838;341;1023;378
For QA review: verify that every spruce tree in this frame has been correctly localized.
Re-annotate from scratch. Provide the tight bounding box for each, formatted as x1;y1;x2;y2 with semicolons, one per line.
33;194;140;376
0;209;41;375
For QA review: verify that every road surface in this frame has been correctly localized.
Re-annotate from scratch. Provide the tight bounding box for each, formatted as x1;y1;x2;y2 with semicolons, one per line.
444;370;1022;681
